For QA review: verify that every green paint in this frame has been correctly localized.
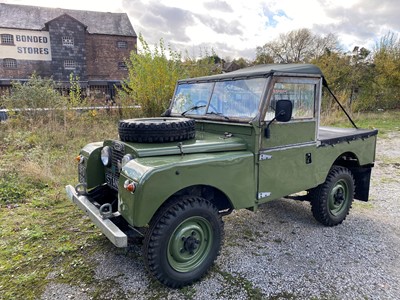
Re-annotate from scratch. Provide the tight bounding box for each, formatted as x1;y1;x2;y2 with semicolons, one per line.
68;64;378;286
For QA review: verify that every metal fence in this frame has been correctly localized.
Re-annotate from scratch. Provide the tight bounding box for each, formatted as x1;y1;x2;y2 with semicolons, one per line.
0;105;140;122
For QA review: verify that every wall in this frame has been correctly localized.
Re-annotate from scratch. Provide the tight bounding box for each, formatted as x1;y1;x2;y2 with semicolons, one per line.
47;15;87;81
0;15;136;84
86;34;136;80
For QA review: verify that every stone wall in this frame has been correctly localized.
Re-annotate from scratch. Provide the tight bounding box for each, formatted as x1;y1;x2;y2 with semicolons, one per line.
47;14;87;81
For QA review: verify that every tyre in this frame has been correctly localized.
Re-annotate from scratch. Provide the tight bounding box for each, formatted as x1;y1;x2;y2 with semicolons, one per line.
310;166;355;226
118;117;196;143
143;196;224;288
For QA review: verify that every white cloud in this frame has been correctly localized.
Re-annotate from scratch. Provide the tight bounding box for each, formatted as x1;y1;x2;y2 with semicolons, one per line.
3;0;400;59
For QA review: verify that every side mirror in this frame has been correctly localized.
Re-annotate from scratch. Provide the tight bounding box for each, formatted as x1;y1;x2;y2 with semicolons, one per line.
275;100;293;122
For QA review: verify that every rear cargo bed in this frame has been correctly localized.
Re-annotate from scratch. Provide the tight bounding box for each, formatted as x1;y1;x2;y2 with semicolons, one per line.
318;126;378;146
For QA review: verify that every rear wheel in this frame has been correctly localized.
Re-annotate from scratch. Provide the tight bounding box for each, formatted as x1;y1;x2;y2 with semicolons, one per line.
143;196;223;288
310;166;354;226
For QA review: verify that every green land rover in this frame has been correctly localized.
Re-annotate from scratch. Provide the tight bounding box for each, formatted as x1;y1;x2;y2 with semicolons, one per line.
66;64;377;287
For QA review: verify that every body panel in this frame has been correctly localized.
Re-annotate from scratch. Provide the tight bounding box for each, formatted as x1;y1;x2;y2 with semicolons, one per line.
119;151;255;227
80;142;104;189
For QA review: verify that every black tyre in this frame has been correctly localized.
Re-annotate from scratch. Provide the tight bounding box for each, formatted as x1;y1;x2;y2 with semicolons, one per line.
118;117;195;143
143;196;224;288
310;166;355;226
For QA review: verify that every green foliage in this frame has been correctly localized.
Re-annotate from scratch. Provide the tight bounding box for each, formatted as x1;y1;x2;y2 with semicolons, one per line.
68;73;82;107
120;34;222;117
0;111;121;299
363;32;400;110
256;29;400;112
120;35;182;117
2;73;66;120
0;173;30;204
182;48;222;78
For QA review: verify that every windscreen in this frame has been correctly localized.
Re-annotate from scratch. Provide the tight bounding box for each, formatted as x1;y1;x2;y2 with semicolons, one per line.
171;77;267;120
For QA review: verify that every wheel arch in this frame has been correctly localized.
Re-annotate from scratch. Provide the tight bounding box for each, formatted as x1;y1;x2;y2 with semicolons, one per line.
153;184;234;220
332;151;360;168
332;152;373;202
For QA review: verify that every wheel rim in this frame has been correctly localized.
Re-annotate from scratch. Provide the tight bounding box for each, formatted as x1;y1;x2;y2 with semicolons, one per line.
328;179;350;216
167;216;213;273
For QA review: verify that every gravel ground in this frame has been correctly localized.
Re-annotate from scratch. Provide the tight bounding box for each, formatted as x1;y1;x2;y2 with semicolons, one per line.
42;132;400;300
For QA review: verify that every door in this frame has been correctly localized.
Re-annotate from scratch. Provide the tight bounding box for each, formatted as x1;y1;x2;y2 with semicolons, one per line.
257;77;322;203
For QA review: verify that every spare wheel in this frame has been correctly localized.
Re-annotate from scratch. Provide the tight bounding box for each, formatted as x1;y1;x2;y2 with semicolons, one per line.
118;117;196;143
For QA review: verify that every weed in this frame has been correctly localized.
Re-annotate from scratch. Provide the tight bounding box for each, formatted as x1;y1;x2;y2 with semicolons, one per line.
0;110;131;299
213;266;265;299
0;102;397;298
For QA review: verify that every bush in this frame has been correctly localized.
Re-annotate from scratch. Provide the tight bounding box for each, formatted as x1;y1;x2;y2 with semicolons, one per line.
119;35;222;117
3;73;67;121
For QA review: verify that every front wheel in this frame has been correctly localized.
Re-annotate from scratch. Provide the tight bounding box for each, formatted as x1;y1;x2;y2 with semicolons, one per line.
143;196;224;288
310;166;355;226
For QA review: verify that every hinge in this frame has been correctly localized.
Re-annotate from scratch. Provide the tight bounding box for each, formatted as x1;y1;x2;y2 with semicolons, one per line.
258;192;271;200
259;153;272;161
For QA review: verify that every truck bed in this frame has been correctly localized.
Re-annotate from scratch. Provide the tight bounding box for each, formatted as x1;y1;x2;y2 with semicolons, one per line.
318;126;378;146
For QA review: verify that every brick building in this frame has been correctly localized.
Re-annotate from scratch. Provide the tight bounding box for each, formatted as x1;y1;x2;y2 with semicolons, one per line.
0;3;137;100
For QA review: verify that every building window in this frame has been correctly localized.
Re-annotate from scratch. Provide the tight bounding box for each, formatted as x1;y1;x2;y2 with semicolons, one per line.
3;58;17;68
1;34;14;45
64;60;76;69
118;62;128;70
3;58;17;69
117;41;127;48
62;36;74;47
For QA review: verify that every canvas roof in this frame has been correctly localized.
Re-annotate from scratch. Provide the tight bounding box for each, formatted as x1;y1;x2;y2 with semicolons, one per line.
179;64;323;83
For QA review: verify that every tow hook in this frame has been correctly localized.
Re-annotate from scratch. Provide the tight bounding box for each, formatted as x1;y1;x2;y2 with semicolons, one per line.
99;203;113;219
75;183;87;196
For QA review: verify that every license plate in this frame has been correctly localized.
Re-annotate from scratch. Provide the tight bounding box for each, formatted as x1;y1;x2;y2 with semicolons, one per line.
106;173;119;190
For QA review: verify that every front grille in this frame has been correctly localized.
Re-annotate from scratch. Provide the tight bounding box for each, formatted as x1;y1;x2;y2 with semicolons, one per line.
78;163;86;183
105;141;125;190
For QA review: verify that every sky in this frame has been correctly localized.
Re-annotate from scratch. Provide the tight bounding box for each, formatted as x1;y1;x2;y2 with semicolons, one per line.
2;0;400;60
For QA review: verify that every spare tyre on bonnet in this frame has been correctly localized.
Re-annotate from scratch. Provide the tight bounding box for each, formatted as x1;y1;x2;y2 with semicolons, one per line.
118;117;196;143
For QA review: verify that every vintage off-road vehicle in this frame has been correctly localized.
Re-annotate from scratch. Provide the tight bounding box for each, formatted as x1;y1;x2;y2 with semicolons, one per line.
66;64;377;287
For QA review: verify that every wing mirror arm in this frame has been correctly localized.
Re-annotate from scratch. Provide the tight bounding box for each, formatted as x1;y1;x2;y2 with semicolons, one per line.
264;100;293;139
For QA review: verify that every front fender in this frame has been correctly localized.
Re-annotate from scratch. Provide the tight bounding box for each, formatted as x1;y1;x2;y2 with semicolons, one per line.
119;151;255;227
80;142;105;189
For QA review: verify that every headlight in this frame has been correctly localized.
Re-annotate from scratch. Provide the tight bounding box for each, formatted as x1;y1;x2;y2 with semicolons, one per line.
101;146;112;166
121;154;133;167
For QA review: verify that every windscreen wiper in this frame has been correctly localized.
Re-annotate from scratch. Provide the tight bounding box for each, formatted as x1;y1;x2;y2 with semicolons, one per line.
181;105;206;116
206;111;230;120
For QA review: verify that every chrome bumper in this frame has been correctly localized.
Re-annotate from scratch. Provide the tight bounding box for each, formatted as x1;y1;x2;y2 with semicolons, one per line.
65;185;128;248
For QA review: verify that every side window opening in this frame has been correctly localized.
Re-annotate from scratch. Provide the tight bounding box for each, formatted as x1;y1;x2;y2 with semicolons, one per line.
266;82;316;121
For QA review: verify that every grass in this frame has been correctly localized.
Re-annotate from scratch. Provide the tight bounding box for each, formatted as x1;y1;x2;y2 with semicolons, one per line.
0;109;398;299
0;110;128;299
321;109;400;135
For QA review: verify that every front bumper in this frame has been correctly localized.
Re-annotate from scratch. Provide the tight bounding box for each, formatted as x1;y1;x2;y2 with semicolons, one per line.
65;185;128;248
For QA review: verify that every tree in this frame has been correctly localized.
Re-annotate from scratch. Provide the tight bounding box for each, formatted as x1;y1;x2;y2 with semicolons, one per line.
233;57;252;68
120;35;222;117
312;49;353;112
120;35;183;117
182;49;222;78
367;32;400;110
255;28;338;64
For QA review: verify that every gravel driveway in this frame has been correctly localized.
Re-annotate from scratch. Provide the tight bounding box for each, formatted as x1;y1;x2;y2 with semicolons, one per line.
42;132;400;300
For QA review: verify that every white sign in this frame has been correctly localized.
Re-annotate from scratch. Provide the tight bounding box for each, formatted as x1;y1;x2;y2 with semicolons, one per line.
0;29;52;61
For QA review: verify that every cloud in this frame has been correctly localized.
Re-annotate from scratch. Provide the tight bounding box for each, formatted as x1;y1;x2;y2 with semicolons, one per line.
7;0;398;59
194;15;242;35
122;0;195;43
316;0;400;49
203;1;233;13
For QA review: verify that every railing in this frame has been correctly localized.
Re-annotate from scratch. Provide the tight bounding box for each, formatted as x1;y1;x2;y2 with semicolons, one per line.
0;105;141;121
